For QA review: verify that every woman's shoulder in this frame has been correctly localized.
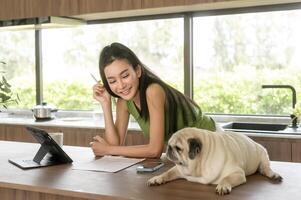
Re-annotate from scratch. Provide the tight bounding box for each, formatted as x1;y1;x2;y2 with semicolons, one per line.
146;83;165;97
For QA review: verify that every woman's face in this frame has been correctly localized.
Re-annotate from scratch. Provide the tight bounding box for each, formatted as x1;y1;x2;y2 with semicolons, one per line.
104;58;141;100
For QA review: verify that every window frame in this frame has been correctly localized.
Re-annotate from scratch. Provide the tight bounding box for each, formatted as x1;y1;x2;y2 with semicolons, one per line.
27;2;301;117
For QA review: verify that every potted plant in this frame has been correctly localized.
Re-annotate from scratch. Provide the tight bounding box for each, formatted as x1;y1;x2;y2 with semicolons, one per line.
0;61;20;109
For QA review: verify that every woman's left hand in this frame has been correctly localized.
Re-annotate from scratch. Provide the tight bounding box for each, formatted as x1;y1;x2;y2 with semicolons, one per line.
90;135;110;156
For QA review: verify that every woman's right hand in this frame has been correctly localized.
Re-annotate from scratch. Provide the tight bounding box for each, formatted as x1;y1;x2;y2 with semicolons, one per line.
93;83;111;106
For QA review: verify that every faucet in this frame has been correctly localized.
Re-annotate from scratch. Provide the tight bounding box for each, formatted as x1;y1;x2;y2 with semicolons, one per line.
262;84;298;128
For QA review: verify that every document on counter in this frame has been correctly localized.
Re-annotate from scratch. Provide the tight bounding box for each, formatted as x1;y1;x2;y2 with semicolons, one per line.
72;156;145;173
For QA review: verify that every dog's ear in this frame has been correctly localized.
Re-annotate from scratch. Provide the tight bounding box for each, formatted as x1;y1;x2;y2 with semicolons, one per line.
188;138;202;160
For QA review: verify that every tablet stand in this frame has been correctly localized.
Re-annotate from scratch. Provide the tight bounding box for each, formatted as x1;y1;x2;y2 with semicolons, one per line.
9;126;73;169
33;143;51;163
9;144;61;169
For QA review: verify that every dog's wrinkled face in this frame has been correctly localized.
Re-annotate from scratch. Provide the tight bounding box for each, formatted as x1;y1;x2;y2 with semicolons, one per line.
166;129;202;167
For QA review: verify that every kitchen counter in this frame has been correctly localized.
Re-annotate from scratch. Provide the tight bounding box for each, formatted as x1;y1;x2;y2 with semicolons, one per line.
0;111;141;130
0;111;300;139
219;122;301;139
1;140;301;200
1;113;301;162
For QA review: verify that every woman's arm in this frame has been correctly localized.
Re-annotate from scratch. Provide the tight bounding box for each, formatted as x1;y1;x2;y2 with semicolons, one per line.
92;138;162;158
112;98;130;145
91;84;166;158
145;83;166;156
93;83;129;145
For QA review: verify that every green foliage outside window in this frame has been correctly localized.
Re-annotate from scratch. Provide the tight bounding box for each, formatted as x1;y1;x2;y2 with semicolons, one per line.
2;11;301;115
15;81;93;110
194;74;301;115
12;72;300;115
0;61;20;108
44;81;93;110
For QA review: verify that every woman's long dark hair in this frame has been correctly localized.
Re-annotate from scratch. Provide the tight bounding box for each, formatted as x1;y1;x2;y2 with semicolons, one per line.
99;42;200;137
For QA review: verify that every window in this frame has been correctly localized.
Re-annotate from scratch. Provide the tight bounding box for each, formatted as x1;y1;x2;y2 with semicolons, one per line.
4;7;300;116
0;30;35;109
42;18;184;110
193;9;301;115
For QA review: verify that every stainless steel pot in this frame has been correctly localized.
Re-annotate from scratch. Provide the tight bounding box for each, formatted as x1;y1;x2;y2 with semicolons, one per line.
32;102;58;119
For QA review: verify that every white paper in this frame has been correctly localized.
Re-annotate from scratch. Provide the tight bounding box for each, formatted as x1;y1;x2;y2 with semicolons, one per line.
72;156;145;173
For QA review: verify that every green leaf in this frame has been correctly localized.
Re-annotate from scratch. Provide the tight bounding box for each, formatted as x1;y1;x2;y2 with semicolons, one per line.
16;93;20;102
2;76;11;87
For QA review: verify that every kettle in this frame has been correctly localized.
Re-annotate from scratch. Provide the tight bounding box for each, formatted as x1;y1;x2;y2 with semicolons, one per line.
32;102;58;120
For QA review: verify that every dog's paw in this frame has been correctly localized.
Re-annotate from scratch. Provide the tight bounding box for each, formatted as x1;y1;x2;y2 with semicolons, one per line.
147;175;166;186
270;172;283;182
216;183;232;195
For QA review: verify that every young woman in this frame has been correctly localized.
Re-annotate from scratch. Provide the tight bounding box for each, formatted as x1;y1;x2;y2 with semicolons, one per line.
91;42;217;158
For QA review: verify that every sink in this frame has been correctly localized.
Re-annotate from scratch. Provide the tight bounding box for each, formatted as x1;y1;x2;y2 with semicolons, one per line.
222;122;288;133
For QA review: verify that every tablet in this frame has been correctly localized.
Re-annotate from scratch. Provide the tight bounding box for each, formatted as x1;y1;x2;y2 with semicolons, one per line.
9;126;73;169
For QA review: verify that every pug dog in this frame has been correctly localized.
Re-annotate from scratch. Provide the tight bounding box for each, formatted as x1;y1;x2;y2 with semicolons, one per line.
147;127;282;195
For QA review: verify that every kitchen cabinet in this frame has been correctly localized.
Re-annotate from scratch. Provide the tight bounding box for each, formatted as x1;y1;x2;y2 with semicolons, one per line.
292;141;301;162
0;125;5;140
247;134;301;163
0;124;148;147
249;136;292;162
0;0;293;21
0;0;141;20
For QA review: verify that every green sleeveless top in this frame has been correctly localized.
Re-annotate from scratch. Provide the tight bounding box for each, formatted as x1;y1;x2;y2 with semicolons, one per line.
126;100;216;141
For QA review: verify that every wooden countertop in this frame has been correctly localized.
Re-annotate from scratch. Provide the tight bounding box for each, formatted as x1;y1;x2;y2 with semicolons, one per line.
1;140;301;200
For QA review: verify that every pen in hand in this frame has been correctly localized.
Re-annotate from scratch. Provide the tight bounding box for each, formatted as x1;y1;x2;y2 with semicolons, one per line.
90;73;116;105
90;73;102;84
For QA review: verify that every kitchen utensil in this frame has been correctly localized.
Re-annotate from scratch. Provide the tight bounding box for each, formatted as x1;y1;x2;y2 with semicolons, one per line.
32;102;58;120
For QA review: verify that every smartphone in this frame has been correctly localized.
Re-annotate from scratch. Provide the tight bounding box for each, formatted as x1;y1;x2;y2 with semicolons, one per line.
136;162;164;172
